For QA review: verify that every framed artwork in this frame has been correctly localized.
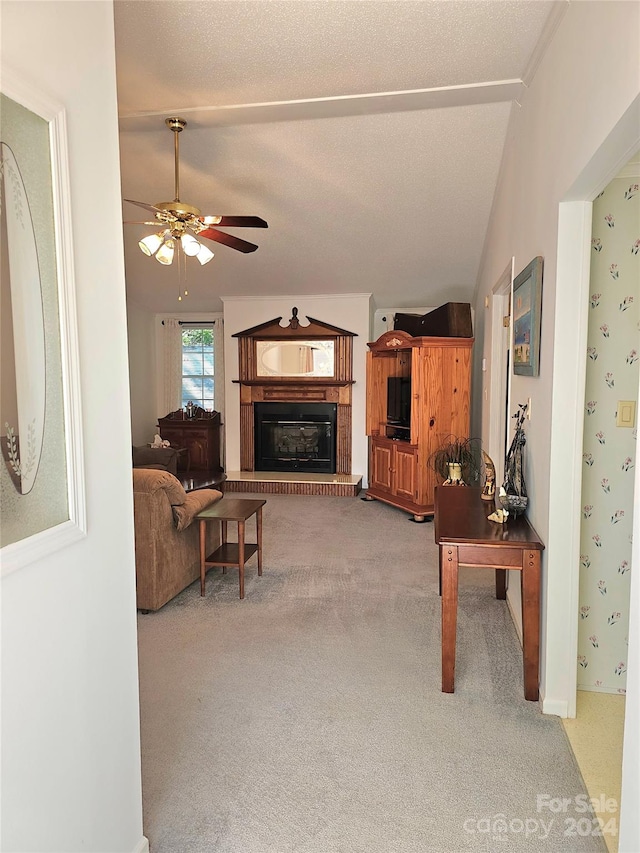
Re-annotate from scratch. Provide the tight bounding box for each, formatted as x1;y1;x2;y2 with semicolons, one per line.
0;70;85;575
512;256;543;376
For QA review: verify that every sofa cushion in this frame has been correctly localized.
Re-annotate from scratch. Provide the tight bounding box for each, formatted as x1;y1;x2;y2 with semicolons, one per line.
133;445;179;476
172;489;223;531
132;468;188;506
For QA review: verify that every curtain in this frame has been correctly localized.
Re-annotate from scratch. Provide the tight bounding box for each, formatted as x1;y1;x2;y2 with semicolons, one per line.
213;318;225;420
213;318;225;467
300;345;314;374
161;318;183;415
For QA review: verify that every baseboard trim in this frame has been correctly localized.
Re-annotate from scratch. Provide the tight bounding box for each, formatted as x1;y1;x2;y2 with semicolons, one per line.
132;836;149;853
541;693;569;718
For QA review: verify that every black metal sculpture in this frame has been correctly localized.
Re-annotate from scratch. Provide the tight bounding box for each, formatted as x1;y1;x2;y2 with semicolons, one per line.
500;403;529;517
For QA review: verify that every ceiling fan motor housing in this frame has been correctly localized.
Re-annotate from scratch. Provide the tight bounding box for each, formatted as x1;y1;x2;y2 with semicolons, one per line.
154;199;201;218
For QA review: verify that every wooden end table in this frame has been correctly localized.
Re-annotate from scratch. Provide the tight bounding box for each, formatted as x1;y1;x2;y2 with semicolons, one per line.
434;486;544;701
197;497;266;599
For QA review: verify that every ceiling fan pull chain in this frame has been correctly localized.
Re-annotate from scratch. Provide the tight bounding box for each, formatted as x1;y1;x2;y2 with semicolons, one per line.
176;241;188;301
182;243;188;298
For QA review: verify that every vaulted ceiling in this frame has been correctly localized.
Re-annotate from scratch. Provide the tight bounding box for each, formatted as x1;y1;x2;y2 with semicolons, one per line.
115;0;565;314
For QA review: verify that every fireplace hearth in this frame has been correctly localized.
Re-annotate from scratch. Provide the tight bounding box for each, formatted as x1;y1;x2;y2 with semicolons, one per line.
254;402;337;473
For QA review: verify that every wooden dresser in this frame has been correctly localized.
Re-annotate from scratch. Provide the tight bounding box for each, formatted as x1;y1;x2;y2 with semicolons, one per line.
158;410;222;473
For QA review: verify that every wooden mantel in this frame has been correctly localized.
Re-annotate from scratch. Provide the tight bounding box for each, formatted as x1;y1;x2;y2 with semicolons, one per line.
233;308;356;474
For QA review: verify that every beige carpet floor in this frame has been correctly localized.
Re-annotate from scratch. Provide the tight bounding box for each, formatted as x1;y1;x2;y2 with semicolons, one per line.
137;493;606;852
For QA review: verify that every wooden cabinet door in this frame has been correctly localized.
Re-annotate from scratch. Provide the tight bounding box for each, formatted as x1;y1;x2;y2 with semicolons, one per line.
370;441;393;491
186;430;210;469
392;443;418;501
157;425;187;470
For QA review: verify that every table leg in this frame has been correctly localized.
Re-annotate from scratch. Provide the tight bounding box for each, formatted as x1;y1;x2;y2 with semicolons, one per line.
495;569;507;600
221;520;227;574
257;506;263;577
238;520;245;600
199;519;206;596
521;549;541;701
441;545;459;693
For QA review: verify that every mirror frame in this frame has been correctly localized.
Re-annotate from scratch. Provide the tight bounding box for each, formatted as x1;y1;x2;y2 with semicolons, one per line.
0;70;86;574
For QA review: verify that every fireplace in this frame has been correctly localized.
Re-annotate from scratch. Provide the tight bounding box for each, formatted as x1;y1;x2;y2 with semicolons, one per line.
254;402;337;473
233;309;355;477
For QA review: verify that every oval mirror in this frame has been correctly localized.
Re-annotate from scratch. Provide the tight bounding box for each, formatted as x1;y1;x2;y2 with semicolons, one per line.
256;340;335;377
1;141;46;494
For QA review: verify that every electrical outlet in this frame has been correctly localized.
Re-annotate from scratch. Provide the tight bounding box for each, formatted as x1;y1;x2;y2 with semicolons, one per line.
527;397;532;420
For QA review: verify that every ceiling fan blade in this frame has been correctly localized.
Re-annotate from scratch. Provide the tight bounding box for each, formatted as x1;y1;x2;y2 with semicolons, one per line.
206;216;268;229
198;227;259;253
124;220;159;226
124;198;164;216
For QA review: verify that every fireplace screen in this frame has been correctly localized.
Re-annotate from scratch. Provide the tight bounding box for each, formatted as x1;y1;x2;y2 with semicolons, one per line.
254;402;337;473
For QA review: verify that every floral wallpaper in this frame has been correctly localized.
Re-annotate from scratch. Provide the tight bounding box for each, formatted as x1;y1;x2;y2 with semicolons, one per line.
578;170;639;693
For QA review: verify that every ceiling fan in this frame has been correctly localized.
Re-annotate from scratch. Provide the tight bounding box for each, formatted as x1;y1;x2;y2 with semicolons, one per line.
124;117;267;266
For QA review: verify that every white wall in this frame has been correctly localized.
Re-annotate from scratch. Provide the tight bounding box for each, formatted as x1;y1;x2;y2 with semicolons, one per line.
372;306;434;340
127;298;157;446
222;294;372;478
473;1;639;843
1;3;146;852
474;0;639;701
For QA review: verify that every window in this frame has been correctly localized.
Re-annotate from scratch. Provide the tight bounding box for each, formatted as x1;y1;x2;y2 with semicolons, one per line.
181;325;214;410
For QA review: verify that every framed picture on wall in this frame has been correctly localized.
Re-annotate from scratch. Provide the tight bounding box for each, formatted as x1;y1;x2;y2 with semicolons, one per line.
512;256;543;376
0;69;86;574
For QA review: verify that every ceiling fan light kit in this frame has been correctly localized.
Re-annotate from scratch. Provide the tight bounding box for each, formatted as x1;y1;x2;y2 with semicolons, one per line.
138;231;164;257
195;243;214;265
125;116;267;273
180;232;203;256
155;239;175;265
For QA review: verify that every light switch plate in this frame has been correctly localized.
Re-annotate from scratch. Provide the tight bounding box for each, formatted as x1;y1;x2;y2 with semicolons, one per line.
616;400;636;428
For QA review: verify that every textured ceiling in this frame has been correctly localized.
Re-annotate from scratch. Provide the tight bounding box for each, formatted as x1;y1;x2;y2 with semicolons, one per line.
114;0;563;314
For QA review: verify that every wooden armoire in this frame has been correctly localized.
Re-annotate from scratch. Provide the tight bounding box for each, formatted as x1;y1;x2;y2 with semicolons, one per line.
365;330;473;521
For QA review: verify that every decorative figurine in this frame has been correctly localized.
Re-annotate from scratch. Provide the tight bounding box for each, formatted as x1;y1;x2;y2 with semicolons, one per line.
481;450;496;500
499;403;529;517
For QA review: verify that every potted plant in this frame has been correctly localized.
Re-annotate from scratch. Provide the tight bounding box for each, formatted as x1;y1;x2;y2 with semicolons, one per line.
428;435;482;485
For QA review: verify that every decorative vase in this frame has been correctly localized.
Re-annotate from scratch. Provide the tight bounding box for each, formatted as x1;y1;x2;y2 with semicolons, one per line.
446;462;463;484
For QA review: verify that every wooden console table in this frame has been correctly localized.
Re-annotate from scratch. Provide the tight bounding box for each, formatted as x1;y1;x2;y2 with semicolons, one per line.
434;486;544;701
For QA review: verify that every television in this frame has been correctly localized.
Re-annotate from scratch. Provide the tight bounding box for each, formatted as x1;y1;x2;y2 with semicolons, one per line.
387;376;411;427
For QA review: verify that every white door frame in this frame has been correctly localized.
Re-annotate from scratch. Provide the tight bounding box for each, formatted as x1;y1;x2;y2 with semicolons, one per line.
545;94;639;852
546;95;640;721
488;258;515;488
